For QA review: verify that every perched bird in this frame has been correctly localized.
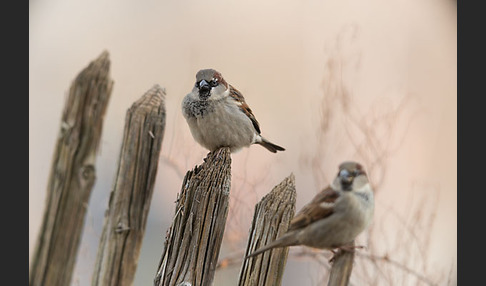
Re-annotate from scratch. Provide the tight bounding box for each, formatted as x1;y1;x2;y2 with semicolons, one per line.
182;69;285;153
247;161;374;259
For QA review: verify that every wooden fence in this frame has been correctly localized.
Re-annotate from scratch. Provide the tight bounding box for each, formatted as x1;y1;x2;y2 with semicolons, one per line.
29;51;355;286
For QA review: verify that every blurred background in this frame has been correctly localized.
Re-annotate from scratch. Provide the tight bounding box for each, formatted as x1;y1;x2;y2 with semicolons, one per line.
29;0;456;285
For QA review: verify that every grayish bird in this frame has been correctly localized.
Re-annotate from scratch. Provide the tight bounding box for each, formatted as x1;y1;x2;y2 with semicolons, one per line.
182;69;285;153
247;161;374;258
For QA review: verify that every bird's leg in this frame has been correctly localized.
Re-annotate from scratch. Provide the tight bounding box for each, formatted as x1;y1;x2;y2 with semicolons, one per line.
328;249;339;263
328;245;366;263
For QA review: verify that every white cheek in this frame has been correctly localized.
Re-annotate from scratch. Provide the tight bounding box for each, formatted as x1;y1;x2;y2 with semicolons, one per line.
209;87;229;101
354;183;372;193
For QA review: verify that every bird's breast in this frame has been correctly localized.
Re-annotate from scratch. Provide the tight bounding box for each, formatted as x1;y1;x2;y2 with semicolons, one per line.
183;99;214;118
182;98;255;151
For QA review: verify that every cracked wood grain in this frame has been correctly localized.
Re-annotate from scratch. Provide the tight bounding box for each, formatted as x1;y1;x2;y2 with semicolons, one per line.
29;51;113;286
154;147;231;286
238;174;296;286
92;85;166;286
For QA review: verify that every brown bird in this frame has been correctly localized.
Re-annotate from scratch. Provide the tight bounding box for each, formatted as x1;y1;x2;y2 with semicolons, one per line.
247;161;374;258
182;68;285;153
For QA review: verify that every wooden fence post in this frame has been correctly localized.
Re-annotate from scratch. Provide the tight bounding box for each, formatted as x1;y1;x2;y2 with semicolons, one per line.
29;51;113;286
327;242;355;286
238;174;296;286
154;147;232;286
91;85;166;286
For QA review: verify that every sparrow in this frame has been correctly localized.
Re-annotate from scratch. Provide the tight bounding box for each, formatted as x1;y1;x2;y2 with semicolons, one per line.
247;161;374;259
182;69;285;153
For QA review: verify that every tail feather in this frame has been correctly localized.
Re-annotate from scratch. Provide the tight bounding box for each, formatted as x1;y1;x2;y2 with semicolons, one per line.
246;232;298;258
256;137;285;153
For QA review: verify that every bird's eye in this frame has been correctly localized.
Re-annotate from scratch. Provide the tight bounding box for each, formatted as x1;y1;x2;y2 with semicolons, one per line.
195;81;199;88
210;80;218;87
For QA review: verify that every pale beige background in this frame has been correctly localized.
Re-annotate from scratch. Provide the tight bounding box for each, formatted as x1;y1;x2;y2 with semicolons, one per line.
30;0;456;285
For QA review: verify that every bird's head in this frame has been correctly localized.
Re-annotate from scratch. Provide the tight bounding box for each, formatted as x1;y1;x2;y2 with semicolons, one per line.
194;69;229;100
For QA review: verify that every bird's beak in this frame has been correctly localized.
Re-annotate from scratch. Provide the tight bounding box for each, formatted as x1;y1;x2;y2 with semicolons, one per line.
198;79;211;98
341;175;353;190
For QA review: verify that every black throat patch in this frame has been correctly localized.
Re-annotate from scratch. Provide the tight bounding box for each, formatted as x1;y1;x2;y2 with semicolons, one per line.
187;100;214;118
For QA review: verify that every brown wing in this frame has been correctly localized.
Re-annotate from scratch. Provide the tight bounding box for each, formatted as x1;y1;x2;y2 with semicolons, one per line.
288;186;340;231
228;85;261;134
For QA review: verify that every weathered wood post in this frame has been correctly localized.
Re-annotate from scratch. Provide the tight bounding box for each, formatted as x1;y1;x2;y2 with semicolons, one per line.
238;174;296;286
327;242;355;286
91;85;166;286
30;51;113;286
154;147;232;286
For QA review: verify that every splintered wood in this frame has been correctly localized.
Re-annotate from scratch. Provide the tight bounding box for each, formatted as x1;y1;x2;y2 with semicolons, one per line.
154;147;232;286
30;51;113;286
92;85;166;286
238;174;296;286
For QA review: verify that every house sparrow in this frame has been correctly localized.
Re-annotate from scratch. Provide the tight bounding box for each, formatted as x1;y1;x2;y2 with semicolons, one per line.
247;161;374;258
182;69;285;153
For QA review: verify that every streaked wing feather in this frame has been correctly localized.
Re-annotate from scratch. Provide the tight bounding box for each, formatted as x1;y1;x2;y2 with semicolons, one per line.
229;85;261;134
288;186;340;231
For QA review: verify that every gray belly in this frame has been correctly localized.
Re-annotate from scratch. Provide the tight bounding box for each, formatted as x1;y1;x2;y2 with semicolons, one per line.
184;100;255;151
298;204;369;249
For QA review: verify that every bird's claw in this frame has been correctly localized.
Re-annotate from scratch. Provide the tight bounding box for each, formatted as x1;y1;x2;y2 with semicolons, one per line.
328;245;366;263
